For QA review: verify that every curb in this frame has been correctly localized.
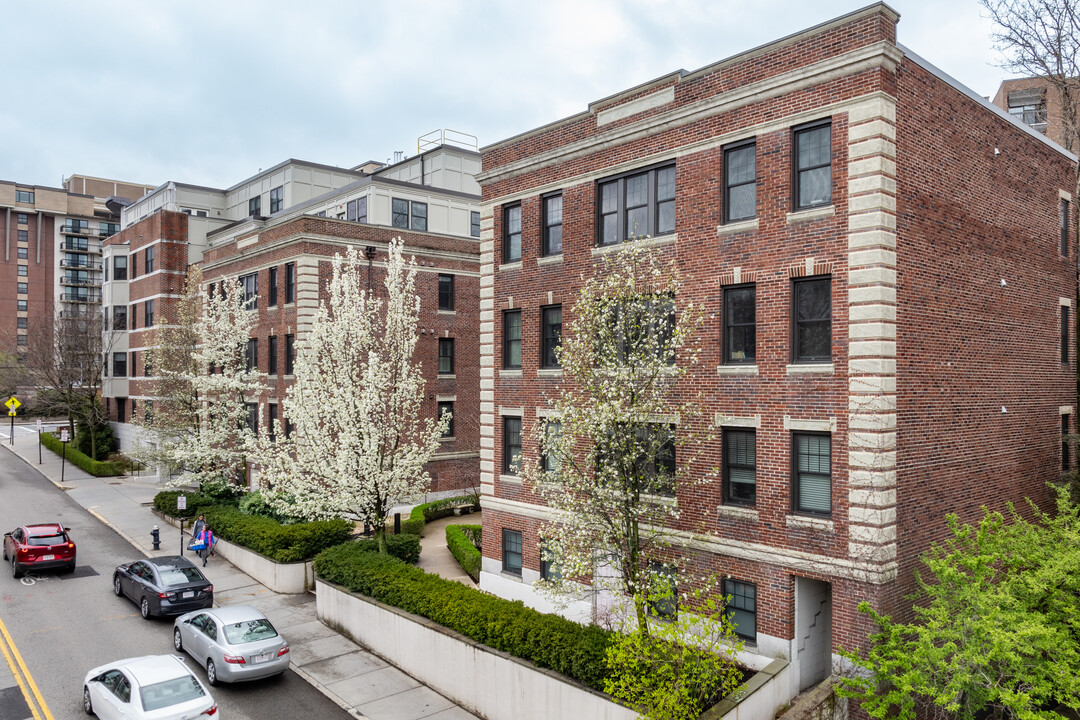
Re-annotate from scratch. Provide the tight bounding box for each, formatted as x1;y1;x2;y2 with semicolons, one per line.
291;664;371;720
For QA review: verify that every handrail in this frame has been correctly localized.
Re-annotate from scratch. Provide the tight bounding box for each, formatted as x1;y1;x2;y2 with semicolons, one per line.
417;129;479;154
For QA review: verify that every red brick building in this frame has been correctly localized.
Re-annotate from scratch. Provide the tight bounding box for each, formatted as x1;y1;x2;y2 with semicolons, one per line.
104;143;483;498
476;3;1077;699
992;76;1075;149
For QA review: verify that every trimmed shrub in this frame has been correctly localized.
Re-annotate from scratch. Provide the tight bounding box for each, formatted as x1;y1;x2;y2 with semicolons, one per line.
354;534;421;564
238;490;301;524
398;494;481;536
314;545;612;690
446;524;480;582
200;505;353;563
152;490;217;519
41;432;126;477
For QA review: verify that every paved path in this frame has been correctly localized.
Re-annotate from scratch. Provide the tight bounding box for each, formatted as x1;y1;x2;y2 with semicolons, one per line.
1;430;480;720
416;514;482;586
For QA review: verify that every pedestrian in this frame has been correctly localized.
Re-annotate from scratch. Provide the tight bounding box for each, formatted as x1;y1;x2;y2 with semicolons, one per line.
194;525;215;568
191;513;206;539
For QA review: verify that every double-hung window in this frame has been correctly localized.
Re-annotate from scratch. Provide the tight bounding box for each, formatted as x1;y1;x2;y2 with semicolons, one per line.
470;211;481;238
113;352;127;377
145;246;155;273
438;401;454;438
1064;415;1071;471
438;338;454;375
792;277;831;362
503;310;521;369
723;579;757;641
268;267;278;307
1062;199;1070;257
502;529;522;575
245;403;259;436
390;199;427;231
723;141;756;222
542;421;561;474
268;336;278;375
113;306;127;330
1063;305;1070;364
285;263;295;303
543;193;563;256
723;285;756;364
597;163;675;245
503;204;521;263
392;198;409;229
269;186;283;214
723;429;756;505
438;274;454;311
793;433;831;515
114;255;128;281
411;202;427;231
503;417;522;474
15;190;33;203
246;338;258;372
269;404;278;442
541;305;562;368
240;273;258;310
648;563;678;619
793;121;832;210
248;196;261;216
144;299;154;327
285;334;294;375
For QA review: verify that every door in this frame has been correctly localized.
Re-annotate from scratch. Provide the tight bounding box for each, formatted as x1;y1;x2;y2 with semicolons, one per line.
795;577;832;692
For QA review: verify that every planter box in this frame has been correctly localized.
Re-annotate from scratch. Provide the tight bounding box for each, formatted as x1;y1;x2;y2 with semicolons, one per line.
153;511;313;594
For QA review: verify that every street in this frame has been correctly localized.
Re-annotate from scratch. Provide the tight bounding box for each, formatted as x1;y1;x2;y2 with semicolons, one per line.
0;449;351;720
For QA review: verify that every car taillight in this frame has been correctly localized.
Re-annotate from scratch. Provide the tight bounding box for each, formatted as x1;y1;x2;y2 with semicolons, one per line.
223;654;245;664
16;548;27;557
67;543;75;549
277;645;290;657
200;705;218;716
203;585;213;593
158;592;170;599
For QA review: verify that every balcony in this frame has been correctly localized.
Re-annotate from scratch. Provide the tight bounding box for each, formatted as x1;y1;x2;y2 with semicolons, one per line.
61;274;97;287
60;257;102;269
60;290;102;304
61;239;99;253
61;222;92;237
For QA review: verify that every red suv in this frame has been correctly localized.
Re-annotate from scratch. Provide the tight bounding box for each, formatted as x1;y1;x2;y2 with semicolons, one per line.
3;523;77;578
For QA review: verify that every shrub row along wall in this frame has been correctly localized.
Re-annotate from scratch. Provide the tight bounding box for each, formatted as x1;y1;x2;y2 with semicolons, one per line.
40;432;126;477
446;524;481;582
400;494;481;535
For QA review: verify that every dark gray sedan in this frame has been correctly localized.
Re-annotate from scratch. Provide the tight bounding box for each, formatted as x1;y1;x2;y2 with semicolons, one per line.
112;556;214;619
173;605;290;685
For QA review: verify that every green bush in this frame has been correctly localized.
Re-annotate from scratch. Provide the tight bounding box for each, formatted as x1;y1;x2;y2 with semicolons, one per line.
446;525;480;582
201;505;352;563
398;494;481;536
41;432;126;477
75;419;115;461
314;545;612;690
353;534;421;564
238;490;301;524
152;490;218;519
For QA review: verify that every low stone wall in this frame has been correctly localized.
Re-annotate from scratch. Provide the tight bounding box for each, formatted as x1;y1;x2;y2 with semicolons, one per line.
704;658;793;720
778;677;846;720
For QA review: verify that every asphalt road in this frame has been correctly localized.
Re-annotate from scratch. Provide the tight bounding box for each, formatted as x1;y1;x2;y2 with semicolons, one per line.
0;452;351;720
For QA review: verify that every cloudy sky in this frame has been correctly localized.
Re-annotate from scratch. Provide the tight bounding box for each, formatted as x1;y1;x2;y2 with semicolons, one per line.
3;1;1016;192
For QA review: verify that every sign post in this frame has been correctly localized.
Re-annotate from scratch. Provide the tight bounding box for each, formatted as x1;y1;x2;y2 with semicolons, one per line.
4;396;19;446
59;427;69;485
178;496;187;556
36;419;42;464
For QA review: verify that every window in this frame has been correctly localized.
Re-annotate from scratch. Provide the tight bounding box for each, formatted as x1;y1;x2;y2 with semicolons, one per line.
130;253;137;279
346;196;367;223
1064;414;1071;471
269;186;283;214
145;354;152;377
503;204;521;262
246;338;258;372
130;352;137;377
598;163;675;245
793;433;831;515
723;285;756;364
17;265;27;276
17;318;26;329
347;199;358;221
144;299;154;327
131;399;137;419
17;283;27;294
649;563;678;619
543;193;563;256
100;222;120;237
268;335;278;375
116;399;126;423
248;196;261;216
113;352;128;377
411;202;428;232
245;403;258;436
792;277;831;362
17;247;26;259
724;579;757;641
130;303;137;329
438;274;454;311
18;299;26;312
503;310;521;369
144;245;155;273
17;213;27;224
540;542;561;581
638;424;676;496
541;305;562;368
16;190;33;203
608;295;676;365
269;404;279;442
268;267;278;306
1008;88;1048;130
723;429;756;505
501;529;522;575
794;121;832;210
285;334;295;374
392;198;409;229
1062;199;1070;257
470;211;481;238
1063;305;1070;364
438;338;454;374
17;230;28;243
16;336;26;346
113;306;127;331
542;421;561;474
145;400;154;421
240;273;258;310
285;263;295;303
438;401;454;438
503;417;522;474
723;141;756;222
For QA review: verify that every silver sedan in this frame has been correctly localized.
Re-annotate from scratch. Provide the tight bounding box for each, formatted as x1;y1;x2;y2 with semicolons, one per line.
172;605;290;686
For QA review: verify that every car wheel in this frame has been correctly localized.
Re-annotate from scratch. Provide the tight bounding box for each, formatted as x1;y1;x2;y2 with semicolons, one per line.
206;659;218;687
82;685;93;715
11;556;21;579
140;596;151;620
113;574;122;596
64;562;75;574
173;628;183;652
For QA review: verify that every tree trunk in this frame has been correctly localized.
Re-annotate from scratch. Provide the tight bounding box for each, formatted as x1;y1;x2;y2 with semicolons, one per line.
375;526;388;555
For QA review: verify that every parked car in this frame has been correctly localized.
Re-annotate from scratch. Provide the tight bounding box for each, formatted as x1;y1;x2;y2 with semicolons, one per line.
3;523;76;578
173;605;290;685
113;556;213;619
83;654;217;719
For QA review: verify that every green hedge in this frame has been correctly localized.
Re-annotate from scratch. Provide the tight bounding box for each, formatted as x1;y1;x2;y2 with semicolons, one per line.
354;534;421;564
399;494;481;536
41;432;126;477
200;505;353;563
153;490;219;519
314;545;612;690
446;524;480;582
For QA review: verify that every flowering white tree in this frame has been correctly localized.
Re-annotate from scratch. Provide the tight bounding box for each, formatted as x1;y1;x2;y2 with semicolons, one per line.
522;238;716;637
133;273;262;492
261;239;448;553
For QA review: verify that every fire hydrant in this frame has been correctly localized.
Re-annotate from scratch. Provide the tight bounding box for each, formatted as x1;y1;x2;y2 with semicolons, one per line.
151;525;161;550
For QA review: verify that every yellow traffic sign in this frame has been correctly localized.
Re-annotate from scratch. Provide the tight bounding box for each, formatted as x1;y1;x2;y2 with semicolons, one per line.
7;411;14;417
4;397;20;412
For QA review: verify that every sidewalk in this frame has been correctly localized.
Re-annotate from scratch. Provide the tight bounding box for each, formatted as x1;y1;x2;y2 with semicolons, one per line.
1;432;479;720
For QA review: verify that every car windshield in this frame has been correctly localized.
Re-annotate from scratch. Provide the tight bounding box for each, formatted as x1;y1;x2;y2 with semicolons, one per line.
223;619;278;645
27;534;65;547
158;567;204;586
139;675;205;711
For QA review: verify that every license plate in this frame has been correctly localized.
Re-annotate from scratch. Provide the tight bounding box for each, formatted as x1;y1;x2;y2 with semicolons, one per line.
40;555;54;561
252;653;270;664
182;591;194;599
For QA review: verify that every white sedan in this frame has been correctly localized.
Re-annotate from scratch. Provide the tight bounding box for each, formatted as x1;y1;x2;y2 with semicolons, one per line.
83;655;218;719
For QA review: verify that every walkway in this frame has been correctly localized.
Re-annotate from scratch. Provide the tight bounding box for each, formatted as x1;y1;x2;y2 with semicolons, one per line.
415;513;482;586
